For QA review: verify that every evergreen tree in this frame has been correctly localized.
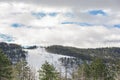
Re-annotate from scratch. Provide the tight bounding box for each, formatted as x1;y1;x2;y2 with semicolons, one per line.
0;50;12;80
74;59;115;80
90;59;115;80
38;61;60;80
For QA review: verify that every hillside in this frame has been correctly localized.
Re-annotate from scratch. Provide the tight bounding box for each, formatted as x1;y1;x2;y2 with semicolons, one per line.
46;45;120;63
0;43;120;80
0;42;27;64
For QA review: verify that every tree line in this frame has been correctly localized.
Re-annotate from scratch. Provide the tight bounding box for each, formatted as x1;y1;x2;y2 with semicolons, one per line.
46;45;120;62
1;49;120;80
0;43;120;80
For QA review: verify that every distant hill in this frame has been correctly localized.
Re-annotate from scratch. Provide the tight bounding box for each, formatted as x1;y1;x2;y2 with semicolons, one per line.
0;42;27;64
1;42;120;64
46;45;120;63
23;45;38;49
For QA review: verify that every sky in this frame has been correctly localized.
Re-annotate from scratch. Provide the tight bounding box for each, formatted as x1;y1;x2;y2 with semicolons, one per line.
0;0;120;48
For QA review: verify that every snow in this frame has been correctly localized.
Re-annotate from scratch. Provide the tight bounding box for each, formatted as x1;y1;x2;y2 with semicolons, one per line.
24;47;70;80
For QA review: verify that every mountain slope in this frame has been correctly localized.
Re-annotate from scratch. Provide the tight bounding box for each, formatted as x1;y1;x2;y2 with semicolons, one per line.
0;42;27;64
46;45;120;63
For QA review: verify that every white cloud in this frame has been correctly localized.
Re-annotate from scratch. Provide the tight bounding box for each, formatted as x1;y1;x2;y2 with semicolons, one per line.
0;1;120;48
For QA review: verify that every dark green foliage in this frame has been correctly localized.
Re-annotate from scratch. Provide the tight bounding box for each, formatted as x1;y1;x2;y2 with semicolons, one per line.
46;45;120;80
75;59;115;80
0;42;35;80
0;50;12;80
38;61;60;80
46;45;92;60
90;59;114;80
46;45;120;63
0;42;27;64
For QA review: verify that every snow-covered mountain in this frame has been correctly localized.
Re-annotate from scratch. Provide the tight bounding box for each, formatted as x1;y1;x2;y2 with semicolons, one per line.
24;46;71;79
25;47;69;70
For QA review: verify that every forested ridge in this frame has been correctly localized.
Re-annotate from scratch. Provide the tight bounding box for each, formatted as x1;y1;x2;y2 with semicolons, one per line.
0;42;27;64
0;42;35;80
46;45;120;62
0;43;120;80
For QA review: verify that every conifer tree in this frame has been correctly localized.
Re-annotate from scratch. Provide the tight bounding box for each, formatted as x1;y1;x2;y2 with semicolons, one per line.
38;61;60;80
0;50;12;80
90;59;115;80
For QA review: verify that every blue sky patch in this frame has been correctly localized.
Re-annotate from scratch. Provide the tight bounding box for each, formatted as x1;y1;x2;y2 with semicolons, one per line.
61;22;93;26
11;23;24;28
32;12;46;19
48;12;58;17
114;24;120;28
88;10;107;16
0;34;14;42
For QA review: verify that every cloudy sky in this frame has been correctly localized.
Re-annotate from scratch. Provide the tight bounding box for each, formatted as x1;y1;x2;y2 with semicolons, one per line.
0;0;120;48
